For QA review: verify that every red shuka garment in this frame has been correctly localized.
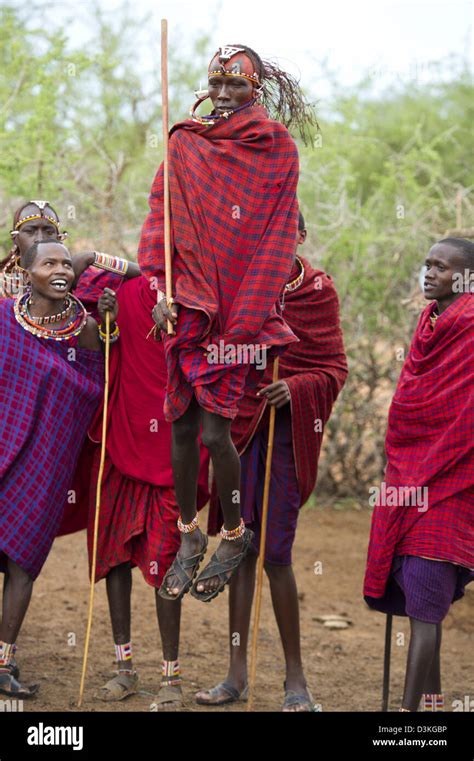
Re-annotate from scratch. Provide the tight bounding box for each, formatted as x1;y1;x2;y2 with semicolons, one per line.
364;294;474;599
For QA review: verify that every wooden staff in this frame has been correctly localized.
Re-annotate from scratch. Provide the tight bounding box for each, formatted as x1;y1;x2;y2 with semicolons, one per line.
381;613;393;711
161;19;174;335
78;311;111;708
247;356;279;712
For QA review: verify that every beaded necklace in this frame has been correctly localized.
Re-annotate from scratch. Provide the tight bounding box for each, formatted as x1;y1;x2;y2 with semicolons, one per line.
14;292;88;341
279;256;305;312
26;294;73;325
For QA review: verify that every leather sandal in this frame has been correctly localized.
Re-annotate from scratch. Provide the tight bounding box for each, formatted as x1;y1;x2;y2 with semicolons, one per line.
282;682;317;712
195;681;248;706
190;529;254;603
0;672;38;699
158;535;208;601
94;671;138;702
150;682;184;711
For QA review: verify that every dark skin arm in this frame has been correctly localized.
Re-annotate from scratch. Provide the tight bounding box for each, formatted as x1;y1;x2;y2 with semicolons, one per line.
78;287;119;351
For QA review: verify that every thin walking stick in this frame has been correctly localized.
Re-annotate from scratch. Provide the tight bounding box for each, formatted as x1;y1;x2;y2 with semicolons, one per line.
77;310;111;708
161;19;174;336
382;613;393;712
247;356;279;712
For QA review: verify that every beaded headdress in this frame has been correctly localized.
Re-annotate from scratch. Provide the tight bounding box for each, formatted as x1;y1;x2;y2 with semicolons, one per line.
208;46;261;86
1;201;65;299
11;200;61;234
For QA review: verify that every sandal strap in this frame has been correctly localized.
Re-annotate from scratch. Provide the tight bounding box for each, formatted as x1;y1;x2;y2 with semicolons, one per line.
160;536;208;597
196;681;248;705
283;689;316;710
208;681;241;701
104;672;138;691
194;530;253;584
0;672;38;698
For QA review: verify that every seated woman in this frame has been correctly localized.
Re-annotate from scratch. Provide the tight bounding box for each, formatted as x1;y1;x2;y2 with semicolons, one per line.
364;238;474;712
0;238;117;698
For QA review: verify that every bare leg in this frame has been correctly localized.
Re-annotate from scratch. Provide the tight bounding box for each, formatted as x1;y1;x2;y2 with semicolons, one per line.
195;410;245;596
155;593;181;661
264;561;309;706
195;550;257;703
401;618;439;711
165;396;207;597
0;558;33;643
423;623;442;694
106;563;134;672
0;558;37;696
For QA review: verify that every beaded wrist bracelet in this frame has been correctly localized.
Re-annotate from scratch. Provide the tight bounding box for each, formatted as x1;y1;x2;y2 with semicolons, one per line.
98;322;120;343
94;251;129;276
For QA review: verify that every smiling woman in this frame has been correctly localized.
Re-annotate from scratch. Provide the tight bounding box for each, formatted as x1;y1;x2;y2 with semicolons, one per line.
0;239;118;699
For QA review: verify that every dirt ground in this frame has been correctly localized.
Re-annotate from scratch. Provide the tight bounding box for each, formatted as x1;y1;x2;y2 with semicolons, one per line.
13;501;474;713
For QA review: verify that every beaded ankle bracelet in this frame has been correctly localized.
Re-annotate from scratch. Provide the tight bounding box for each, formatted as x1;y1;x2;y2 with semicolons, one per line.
177;514;199;534
220;518;245;541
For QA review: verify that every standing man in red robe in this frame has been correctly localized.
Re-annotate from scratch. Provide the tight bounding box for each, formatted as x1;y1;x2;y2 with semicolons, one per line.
138;45;317;603
364;238;474;712
70;266;210;709
195;212;348;710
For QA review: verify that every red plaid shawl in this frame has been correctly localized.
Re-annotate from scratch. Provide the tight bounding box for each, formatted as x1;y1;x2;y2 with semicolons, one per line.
208;256;348;532
137;103;299;356
364;293;474;597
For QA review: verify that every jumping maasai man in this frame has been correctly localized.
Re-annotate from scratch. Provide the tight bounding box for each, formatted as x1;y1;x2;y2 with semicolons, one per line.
138;44;317;603
0;239;117;698
196;212;348;710
70;262;210;708
364;238;474;712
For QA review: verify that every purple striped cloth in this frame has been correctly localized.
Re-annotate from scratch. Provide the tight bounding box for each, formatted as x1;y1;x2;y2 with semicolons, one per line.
365;554;474;623
0;298;103;579
240;404;301;564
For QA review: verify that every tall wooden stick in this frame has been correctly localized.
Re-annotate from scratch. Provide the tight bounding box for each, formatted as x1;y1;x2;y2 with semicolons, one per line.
78;311;111;708
381;613;393;712
247;356;279;712
161;19;173;335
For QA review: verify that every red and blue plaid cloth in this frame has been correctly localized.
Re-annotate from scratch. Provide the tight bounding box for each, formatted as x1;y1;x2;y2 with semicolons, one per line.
0;298;103;579
364;294;474;598
137;103;300;420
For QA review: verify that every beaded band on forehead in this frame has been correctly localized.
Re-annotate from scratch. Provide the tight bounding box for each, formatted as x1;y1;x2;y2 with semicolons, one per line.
13;200;60;232
208;45;261;85
208;69;260;84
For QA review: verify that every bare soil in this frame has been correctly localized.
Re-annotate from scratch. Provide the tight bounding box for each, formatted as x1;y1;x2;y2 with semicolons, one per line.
14;502;473;713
